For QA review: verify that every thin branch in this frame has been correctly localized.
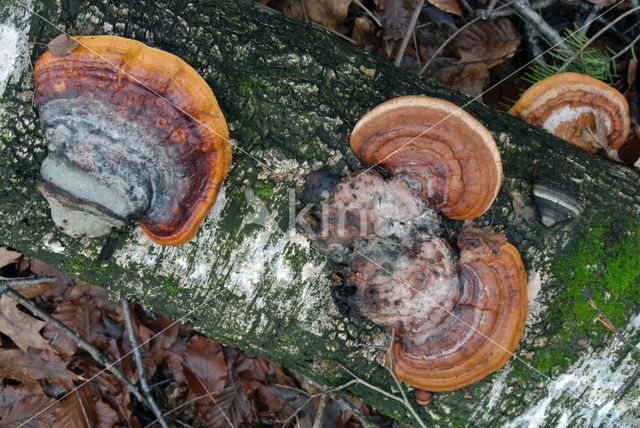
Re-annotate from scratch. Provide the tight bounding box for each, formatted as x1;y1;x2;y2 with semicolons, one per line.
2;288;147;404
121;298;169;428
395;0;425;66
483;0;501;19
278;379;359;426
511;0;570;51
608;32;640;64
558;5;640;73
579;5;601;37
420;1;515;74
384;328;427;428
353;0;383;27
589;300;640;353
0;276;57;293
311;394;328;428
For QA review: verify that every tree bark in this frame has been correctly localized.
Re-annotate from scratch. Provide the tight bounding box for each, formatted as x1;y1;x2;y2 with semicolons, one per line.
1;0;640;425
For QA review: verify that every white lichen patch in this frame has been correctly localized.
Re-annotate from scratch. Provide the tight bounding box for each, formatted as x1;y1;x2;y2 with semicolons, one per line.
507;312;640;427
113;188;332;338
0;1;31;109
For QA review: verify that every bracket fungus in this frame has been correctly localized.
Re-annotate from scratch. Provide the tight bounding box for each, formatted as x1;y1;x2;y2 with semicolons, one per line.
35;36;231;245
509;72;630;153
300;96;527;392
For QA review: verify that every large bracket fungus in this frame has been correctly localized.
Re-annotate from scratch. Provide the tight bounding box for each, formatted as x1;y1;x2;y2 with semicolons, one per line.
300;96;527;392
509;72;630;153
35;36;231;245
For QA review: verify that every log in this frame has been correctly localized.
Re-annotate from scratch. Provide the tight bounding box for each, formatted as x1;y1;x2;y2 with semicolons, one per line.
1;0;639;425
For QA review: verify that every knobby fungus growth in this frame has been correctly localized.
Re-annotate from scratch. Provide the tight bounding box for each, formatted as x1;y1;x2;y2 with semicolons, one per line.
510;72;630;154
300;96;527;392
35;35;231;245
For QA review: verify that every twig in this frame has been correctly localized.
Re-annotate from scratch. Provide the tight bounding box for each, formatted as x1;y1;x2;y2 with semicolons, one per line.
353;0;383;27
384;328;427;428
420;1;515;74
395;0;425;66
312;394;328;428
558;5;640;73
413;30;421;69
579;5;601;37
483;0;501;19
2;288;148;404
587;300;640;427
278;379;359;426
589;300;640;353
145;388;233;427
0;276;57;293
486;0;555;18
121;298;169;428
608;32;640;65
524;21;544;58
511;0;570;51
459;0;475;16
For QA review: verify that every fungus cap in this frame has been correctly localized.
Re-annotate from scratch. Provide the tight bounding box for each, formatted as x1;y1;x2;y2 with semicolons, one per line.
350;96;502;220
509;72;630;152
389;228;527;392
35;35;231;245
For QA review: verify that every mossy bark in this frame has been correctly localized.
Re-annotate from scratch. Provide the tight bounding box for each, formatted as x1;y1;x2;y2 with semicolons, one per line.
1;0;640;426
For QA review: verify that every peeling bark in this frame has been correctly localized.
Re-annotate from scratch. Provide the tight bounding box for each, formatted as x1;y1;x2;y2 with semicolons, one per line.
1;0;640;425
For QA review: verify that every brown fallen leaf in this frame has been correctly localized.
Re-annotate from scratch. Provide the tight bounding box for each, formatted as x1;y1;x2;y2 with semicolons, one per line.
352;16;379;47
0;247;22;270
435;18;520;100
47;34;79;57
374;0;414;40
53;383;120;428
182;335;227;401
0;295;53;352
0;384;56;428
281;0;353;27
0;348;76;389
427;0;462;16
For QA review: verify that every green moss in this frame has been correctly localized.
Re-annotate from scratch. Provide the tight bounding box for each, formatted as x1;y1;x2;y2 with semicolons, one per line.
540;218;640;371
254;186;272;198
162;275;179;293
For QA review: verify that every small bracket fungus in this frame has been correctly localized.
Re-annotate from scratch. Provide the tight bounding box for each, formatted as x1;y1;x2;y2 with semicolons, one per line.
300;96;527;392
509;72;630;153
35;36;231;245
350;96;502;220
532;181;585;227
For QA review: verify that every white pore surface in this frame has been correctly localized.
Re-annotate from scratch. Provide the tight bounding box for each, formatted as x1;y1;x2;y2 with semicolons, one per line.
542;105;612;134
0;3;31;100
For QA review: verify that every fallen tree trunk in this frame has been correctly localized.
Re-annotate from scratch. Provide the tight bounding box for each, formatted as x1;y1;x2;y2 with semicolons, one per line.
1;0;639;425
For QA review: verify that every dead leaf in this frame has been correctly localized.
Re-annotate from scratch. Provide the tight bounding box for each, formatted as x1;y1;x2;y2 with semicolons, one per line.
427;0;462;16
0;295;53;352
53;383;120;428
47;34;79;57
436;18;520;100
0;348;76;389
182;335;227;401
0;247;22;269
198;385;251;427
352;16;379;47
373;0;414;40
0;385;56;428
281;0;353;27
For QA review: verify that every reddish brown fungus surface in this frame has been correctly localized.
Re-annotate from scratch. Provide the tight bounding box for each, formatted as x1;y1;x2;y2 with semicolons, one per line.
509;72;630;152
35;35;231;245
301;96;527;392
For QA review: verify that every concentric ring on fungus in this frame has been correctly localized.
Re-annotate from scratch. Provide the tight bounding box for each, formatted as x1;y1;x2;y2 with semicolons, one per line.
35;35;231;245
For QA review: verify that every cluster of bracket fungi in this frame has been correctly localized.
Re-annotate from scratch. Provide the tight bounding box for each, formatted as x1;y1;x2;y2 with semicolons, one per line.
300;96;527;392
34;35;231;245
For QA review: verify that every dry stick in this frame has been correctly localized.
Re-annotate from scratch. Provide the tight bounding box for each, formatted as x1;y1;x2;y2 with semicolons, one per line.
587;300;640;427
384;328;427;428
278;379;360;426
311;394;328;428
483;0;501;19
420;1;516;74
353;0;383;27
489;0;555;18
558;5;640;73
121;298;169;428
413;30;422;69
394;0;425;66
608;31;640;64
579;4;601;37
0;276;57;293
511;0;571;51
2;288;148;405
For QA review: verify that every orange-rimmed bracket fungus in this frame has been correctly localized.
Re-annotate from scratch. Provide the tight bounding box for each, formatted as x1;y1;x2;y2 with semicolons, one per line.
35;35;231;245
299;96;527;392
509;72;630;154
